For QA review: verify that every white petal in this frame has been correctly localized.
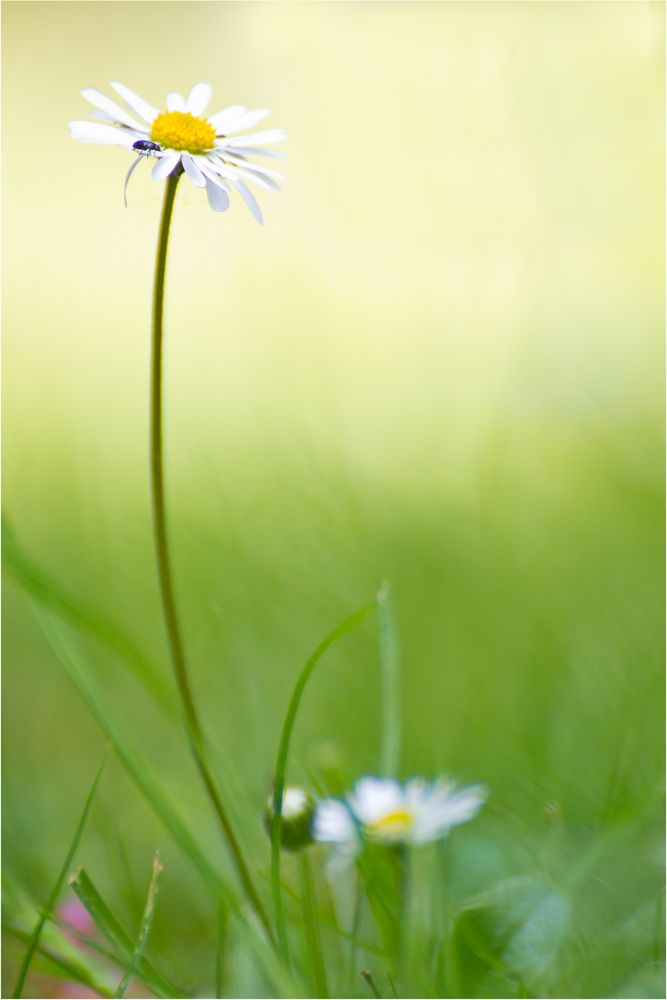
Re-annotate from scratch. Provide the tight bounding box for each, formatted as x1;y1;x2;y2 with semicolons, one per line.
81;88;143;131
349;778;403;825
233;179;263;223
241;169;280;191
205;158;241;183
69;121;136;146
152;152;181;180
166;92;185;112
110;82;159;124
225;129;287;148
211;158;272;190
199;162;230;191
313;800;358;845
182;154;206;188
88;110;149;134
228;147;286;159
412;783;487;843
434;784;487;826
185;82;212;116
208;105;246;131
205;176;230;212
223;153;284;180
223;108;271;133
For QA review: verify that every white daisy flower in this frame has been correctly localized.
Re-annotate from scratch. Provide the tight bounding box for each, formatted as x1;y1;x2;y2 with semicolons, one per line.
313;776;487;863
69;82;286;221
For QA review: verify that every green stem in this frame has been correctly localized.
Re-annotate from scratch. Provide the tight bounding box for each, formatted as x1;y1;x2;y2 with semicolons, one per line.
150;168;271;940
347;872;364;994
271;603;376;960
299;852;328;997
377;582;400;776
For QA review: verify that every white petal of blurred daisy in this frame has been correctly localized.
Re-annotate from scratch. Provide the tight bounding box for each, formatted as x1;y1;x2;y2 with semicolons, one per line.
69;82;286;220
313;776;487;862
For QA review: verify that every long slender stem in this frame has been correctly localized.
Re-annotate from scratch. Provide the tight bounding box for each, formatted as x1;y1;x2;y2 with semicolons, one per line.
347;872;364;994
271;603;376;959
150;169;271;939
298;852;328;997
377;581;400;776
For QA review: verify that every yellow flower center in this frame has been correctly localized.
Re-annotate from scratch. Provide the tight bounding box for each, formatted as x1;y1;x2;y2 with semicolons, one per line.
150;111;216;154
366;808;414;840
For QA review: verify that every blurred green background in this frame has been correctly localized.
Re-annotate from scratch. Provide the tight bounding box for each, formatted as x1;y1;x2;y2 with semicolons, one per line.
3;2;665;997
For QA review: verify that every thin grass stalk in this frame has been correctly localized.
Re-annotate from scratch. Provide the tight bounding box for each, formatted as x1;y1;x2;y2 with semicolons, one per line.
215;904;228;998
270;602;376;961
4;923;114;999
149;168;270;939
377;582;400;776
11;747;111;999
114;851;164;998
347;872;365;994
298;852;328;997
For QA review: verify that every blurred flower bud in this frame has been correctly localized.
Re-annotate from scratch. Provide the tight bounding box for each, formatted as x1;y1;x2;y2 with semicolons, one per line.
264;786;316;852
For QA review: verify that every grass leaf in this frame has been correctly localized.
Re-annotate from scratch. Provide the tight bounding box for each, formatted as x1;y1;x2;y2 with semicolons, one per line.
2;516;175;715
69;868;182;999
11;745;111;998
270;601;376;959
114;851;164;998
19;599;297;997
377;582;401;777
4;920;115;998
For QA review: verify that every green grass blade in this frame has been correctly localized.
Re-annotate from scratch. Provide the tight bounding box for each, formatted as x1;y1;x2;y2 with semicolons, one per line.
270;602;376;960
215;904;228;998
298;851;328;997
4;921;115;998
69;868;180;999
11;745;111;999
377;582;400;776
69;869;133;956
21;601;297;997
114;852;164;998
2;516;175;715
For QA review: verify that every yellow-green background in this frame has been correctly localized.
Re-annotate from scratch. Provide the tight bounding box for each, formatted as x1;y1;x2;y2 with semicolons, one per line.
3;2;665;997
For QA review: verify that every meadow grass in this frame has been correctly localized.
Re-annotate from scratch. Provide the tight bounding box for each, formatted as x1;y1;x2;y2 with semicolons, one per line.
3;415;664;997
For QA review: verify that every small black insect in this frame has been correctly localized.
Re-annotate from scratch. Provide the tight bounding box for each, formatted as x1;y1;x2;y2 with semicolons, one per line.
132;139;162;155
124;140;163;206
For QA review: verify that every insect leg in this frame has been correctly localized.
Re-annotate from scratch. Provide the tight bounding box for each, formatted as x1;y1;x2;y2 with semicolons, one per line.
123;153;145;208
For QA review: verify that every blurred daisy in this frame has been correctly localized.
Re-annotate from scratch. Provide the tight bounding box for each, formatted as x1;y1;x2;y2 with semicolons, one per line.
69;82;286;220
314;776;486;863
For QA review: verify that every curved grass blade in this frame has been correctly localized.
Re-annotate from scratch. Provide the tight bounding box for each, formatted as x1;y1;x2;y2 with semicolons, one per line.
2;516;175;715
23;603;297;997
271;602;376;960
376;582;400;776
4;921;115;998
3;872;125;994
3;520;247;817
11;745;111;998
69;868;178;999
114;852;164;998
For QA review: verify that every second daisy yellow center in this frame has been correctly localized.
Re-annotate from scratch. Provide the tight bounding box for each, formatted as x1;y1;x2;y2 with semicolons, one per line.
367;808;414;839
151;111;216;154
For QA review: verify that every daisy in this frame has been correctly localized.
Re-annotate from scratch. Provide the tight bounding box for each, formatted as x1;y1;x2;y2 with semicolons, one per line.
314;776;487;863
69;82;286;220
